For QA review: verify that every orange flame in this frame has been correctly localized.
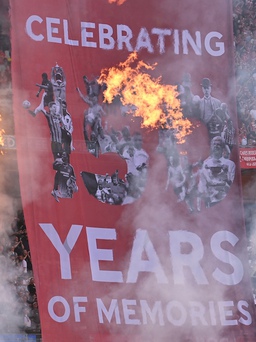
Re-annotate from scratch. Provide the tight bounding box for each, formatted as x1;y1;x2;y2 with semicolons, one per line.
108;0;127;4
99;52;192;143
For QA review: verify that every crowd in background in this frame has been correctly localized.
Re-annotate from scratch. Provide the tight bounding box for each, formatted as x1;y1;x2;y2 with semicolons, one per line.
233;0;256;146
233;0;256;297
0;49;10;88
0;210;40;336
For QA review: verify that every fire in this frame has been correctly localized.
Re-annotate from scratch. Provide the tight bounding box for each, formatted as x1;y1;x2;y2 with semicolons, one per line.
99;52;192;143
108;0;127;4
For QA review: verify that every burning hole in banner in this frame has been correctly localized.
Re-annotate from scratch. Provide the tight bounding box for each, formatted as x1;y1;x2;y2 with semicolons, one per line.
98;52;192;142
79;52;194;206
108;0;127;5
79;52;236;211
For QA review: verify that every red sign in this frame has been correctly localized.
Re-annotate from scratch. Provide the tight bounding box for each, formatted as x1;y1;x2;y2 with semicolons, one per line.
10;0;256;341
240;148;256;169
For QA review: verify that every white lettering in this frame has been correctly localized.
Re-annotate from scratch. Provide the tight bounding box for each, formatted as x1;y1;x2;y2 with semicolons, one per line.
48;296;70;323
173;29;180;54
117;24;133;51
166;301;187;326
86;227;124;282
81;22;97;48
99;24;115;49
169;230;209;285
39;223;83;279
38;224;245;288
205;31;225;56
26;15;44;41
182;30;202;55
211;231;244;285
151;28;172;54
122;299;141;325
96;298;121;324
218;301;238;326
135;27;154;53
25;17;225;57
189;301;208;326
127;229;168;284
209;301;217;326
46;17;62;44
140;300;164;326
94;298;252;327
73;297;88;322
63;19;79;46
237;300;252;325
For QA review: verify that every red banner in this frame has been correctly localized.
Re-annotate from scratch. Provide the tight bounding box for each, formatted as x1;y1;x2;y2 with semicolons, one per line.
240;148;256;169
10;0;256;341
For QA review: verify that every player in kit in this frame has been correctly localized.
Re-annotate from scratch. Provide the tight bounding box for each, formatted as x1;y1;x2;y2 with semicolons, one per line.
76;87;106;141
198;136;235;207
36;72;54;106
43;101;63;160
27;100;63;159
28;73;54;116
51;152;78;202
51;64;67;101
61;100;74;157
